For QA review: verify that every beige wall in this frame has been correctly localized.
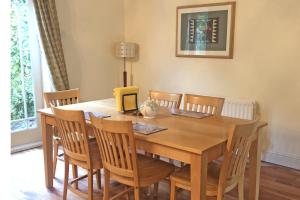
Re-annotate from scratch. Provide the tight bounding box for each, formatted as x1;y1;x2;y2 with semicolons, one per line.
124;0;300;168
56;0;124;101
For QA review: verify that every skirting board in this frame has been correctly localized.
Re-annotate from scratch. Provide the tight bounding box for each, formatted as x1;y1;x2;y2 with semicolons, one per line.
262;151;300;170
11;141;42;154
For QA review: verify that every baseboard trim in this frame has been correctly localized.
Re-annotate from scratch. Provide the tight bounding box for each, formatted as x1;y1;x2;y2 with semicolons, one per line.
11;141;42;154
262;151;300;170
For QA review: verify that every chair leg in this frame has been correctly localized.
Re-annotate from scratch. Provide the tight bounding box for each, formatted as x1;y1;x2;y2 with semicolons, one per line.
88;169;93;200
134;187;140;200
96;169;101;190
180;162;185;167
145;152;154;157
238;176;244;200
53;139;59;177
104;169;110;200
153;183;159;198
170;180;176;200
146;186;151;197
63;156;69;200
72;164;78;189
125;186;130;200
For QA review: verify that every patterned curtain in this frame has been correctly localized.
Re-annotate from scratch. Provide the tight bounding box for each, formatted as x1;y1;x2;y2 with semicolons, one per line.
33;0;70;91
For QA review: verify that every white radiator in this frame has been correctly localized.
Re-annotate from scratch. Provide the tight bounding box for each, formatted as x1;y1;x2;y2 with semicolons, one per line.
221;98;256;120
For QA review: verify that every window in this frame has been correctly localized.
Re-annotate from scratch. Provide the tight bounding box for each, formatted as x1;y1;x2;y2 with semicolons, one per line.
10;0;37;132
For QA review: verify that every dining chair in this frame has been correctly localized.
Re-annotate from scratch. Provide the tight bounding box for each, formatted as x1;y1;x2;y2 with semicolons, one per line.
169;119;259;200
52;108;103;200
149;90;183;165
43;88;80;178
184;94;225;116
90;115;175;200
44;88;80;107
149;90;182;109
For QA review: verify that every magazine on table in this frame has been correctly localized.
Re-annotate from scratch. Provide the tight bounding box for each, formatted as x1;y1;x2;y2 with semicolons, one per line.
84;111;110;121
133;122;167;135
171;109;211;119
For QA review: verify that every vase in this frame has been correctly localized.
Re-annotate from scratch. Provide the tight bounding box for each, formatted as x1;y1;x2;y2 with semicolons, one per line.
139;100;159;119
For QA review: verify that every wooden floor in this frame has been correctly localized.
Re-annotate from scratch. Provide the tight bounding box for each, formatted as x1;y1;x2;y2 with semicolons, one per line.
11;148;300;200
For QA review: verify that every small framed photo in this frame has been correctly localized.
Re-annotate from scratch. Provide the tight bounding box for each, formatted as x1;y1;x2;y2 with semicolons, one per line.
176;2;236;58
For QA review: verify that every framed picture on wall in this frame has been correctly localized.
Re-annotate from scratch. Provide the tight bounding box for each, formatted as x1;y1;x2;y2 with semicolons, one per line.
176;2;236;58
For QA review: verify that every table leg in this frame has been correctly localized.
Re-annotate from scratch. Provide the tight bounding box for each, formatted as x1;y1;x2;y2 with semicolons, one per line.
248;128;263;200
41;114;54;188
191;153;207;200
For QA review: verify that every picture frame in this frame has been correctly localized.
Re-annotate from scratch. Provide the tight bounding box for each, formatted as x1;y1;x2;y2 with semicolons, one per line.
176;2;236;58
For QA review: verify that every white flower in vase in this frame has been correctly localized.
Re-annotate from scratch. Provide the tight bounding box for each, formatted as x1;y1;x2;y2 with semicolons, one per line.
139;99;159;119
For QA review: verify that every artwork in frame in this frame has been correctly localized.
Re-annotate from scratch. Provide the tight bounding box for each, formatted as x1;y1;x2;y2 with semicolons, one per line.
176;2;236;58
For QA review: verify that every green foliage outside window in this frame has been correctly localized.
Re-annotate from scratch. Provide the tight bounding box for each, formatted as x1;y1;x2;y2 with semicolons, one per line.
10;0;36;125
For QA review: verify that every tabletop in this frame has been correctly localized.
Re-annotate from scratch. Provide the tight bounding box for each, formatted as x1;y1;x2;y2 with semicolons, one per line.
38;98;266;155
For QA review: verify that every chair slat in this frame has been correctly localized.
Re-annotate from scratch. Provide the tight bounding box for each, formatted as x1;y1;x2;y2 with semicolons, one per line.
184;94;225;116
74;122;83;153
63;121;72;150
103;131;116;166
99;131;110;164
149;90;182;109
68;122;77;153
122;134;132;170
108;133;121;168
115;134;126;169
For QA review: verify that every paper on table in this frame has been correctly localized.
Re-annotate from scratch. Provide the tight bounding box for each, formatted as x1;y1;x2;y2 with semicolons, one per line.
84;112;110;121
133;122;167;135
171;109;211;119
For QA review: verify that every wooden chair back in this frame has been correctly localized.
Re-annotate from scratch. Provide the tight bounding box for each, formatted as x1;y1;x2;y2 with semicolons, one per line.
44;88;80;108
184;94;225;116
149;90;182;109
52;108;91;165
218;119;259;195
90;116;139;186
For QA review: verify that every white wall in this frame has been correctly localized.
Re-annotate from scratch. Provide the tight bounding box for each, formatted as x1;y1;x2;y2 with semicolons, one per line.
124;0;300;169
56;0;124;101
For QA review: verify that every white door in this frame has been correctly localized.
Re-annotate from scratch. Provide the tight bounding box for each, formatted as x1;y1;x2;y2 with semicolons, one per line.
10;0;43;151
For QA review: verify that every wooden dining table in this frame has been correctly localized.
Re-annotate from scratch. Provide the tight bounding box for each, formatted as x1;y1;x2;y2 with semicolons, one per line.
38;98;267;200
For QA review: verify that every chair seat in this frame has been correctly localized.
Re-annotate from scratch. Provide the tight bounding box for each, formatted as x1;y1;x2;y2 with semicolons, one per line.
138;155;175;186
69;139;102;170
170;161;221;196
111;155;175;187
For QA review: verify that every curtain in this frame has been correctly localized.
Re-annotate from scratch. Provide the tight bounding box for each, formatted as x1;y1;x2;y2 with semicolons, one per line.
33;0;69;91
